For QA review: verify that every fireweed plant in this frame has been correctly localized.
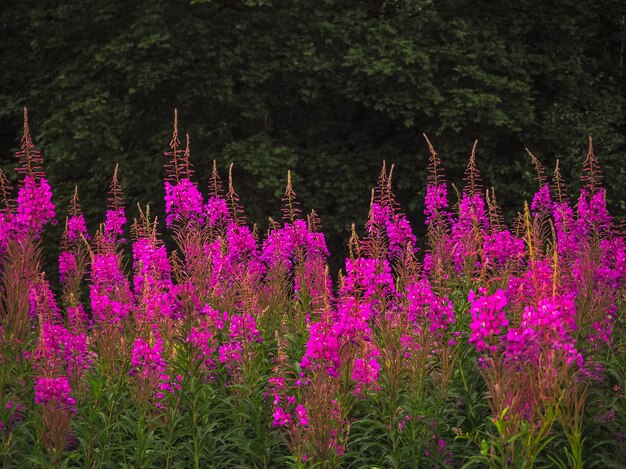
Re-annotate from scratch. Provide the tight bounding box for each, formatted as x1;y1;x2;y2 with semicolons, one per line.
0;109;624;468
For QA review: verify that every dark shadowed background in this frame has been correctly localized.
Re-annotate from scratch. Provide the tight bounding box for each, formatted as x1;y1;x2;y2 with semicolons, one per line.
1;0;625;269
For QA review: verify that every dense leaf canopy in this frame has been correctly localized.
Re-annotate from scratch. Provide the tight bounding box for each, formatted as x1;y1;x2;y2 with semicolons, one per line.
1;0;625;263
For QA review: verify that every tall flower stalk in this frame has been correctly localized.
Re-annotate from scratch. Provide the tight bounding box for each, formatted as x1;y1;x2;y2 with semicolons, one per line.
0;111;623;467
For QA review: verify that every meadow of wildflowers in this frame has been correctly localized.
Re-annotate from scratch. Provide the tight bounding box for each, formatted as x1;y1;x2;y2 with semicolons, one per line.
0;109;624;468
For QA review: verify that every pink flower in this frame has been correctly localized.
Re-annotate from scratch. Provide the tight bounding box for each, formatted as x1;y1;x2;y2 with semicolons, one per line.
164;178;203;227
130;334;176;406
59;252;77;284
406;279;455;333
229;313;262;343
204;196;230;227
15;176;55;237
295;404;308;426
351;356;381;395
530;184;552;215
272;406;292;427
104;207;126;243
482;231;525;267
34;376;76;413
186;323;217;371
468;289;508;353
67;213;89;242
425;184;448;224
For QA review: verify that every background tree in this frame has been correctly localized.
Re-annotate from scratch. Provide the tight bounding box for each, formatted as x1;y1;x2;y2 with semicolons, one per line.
1;0;625;270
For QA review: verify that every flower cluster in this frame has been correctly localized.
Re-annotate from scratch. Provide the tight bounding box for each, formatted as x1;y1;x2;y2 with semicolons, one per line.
34;377;77;413
104;207;125;243
482;230;525;268
530;184;552;215
186;321;218;373
577;188;612;235
406;279;455;334
36;323;93;381
218;312;262;375
262;220;328;271
505;296;581;366
204;196;230;227
368;202;417;259
2;114;624;466
164;178;204;227
130;334;178;404
90;252;133;325
424;184;448;225
15;176;55;238
351;355;381;395
58;252;77;284
67;213;88;243
29;278;61;324
133;236;181;321
468;288;508;354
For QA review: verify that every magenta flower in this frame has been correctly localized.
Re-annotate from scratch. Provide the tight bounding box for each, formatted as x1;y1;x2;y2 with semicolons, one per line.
15;175;55;237
133;236;181;321
530;184;552;216
424;184;448;225
90;251;133;325
300;320;341;375
387;213;417;258
577;188;612;235
295;404;308;426
67;304;90;333
164;178;203;227
29;278;61;324
367;202;417;259
406;279;455;333
262;219;329;271
59;252;77;284
482;230;525;267
67;213;89;243
468;288;508;353
351;356;381;395
272;406;292;427
0;211;15;255
187;322;217;371
130;334;176;405
229;313;262;343
37;323;93;380
218;342;243;365
103;207;126;243
34;376;76;414
204;196;230;227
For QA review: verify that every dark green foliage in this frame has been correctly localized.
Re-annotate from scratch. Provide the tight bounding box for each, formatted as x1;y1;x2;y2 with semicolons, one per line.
1;0;625;267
